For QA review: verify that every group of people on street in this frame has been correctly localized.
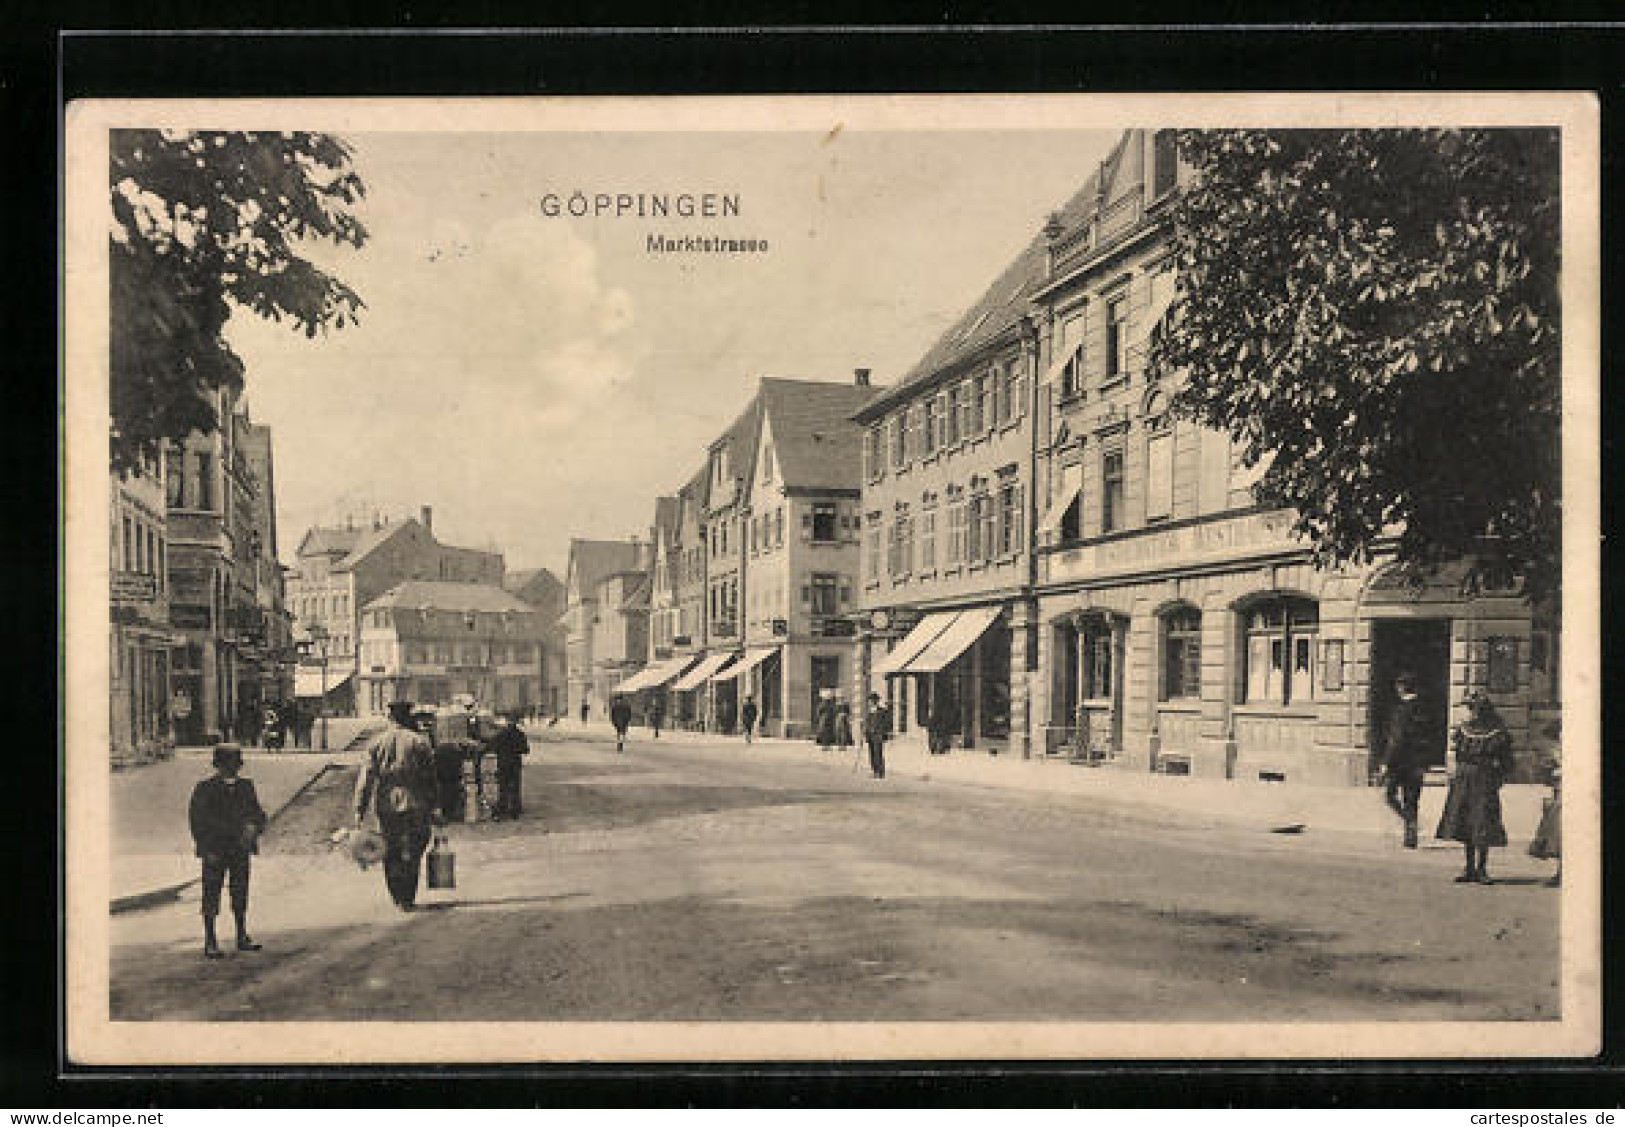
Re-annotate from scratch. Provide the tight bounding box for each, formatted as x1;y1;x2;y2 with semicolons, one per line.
1379;677;1561;886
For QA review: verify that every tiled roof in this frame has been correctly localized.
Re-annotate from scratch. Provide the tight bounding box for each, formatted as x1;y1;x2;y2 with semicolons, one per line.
335;520;415;571
858;132;1133;418
297;525;367;558
567;538;645;598
366;580;534;613
758;378;880;492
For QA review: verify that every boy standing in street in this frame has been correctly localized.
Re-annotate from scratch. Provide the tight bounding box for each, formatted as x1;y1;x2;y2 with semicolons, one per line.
188;743;268;959
1382;672;1430;849
863;692;891;780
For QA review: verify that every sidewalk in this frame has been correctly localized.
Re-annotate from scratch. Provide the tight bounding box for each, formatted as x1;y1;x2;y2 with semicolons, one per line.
545;719;1550;852
111;748;358;912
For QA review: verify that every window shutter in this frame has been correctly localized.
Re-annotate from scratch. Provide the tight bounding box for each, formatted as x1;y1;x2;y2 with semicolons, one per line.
801;584;812;607
839;581;851;604
800;511;813;542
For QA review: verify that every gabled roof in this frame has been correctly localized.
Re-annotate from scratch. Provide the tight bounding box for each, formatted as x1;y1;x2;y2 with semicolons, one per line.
296;525;367;559
567;538;645;600
505;567;563;602
757;377;879;493
858;131;1135;418
366;580;534;614
334;519;417;572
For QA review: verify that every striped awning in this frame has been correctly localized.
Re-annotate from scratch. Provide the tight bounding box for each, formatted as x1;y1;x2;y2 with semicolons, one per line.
870;612;959;676
723;646;780;682
672;651;738;692
901;605;1002;674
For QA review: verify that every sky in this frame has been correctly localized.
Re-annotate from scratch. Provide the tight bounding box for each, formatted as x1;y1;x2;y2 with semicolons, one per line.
227;128;1119;576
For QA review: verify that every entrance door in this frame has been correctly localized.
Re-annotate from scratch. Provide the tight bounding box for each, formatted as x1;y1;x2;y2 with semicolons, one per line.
1369;619;1452;775
810;655;841;720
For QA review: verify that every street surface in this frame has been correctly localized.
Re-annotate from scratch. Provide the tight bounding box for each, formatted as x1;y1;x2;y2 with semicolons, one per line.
110;731;1560;1022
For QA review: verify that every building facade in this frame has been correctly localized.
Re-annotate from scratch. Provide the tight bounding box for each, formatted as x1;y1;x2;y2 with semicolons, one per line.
110;452;180;762
355;581;548;714
163;390;289;745
590;566;652;710
504;567;567;716
853;126;1556;785
286;505;503;716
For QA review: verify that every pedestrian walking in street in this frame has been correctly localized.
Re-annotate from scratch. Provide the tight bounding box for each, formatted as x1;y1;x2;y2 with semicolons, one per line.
1528;721;1562;887
741;696;759;744
1380;672;1431;849
863;692;890;779
580;699;590;726
815;690;837;750
353;700;443;912
610;695;633;753
1435;689;1516;885
835;699;854;749
488;711;531;821
648;697;665;739
188;743;268;959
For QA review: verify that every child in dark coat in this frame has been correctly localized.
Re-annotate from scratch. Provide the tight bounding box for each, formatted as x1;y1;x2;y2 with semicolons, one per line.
188;743;268;958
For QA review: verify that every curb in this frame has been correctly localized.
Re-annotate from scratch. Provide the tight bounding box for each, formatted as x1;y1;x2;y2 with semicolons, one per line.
110;757;349;916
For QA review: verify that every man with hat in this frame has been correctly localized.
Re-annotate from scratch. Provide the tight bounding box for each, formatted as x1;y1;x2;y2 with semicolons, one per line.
353;699;443;911
188;743;268;959
1380;672;1431;849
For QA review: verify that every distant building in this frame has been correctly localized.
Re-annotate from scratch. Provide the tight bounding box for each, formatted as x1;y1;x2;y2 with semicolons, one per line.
286;505;503;715
163;391;289;744
504;567;567;716
563;538;647;719
110;450;180;762
356;581;548;714
590;565;652;709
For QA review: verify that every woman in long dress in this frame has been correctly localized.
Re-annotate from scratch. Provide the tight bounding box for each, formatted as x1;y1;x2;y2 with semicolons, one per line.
1435;689;1517;884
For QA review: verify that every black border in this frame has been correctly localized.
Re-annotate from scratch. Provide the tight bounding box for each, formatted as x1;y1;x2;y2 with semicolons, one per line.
17;14;1624;1107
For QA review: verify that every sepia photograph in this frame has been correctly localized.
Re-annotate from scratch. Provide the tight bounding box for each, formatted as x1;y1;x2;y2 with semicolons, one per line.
62;93;1599;1065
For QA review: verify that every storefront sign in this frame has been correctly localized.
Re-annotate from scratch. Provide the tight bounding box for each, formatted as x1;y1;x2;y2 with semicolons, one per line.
1045;509;1301;585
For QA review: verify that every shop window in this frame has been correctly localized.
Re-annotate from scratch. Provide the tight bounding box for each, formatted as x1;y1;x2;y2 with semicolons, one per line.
979;625;1012;739
1101;449;1125;533
1242;597;1319;705
1161;607;1202;700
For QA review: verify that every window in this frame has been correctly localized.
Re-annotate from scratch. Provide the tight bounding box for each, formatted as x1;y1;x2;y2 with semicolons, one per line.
1161;607;1202;700
761;443;775;482
922;397;939;455
995;365;1016;425
1243;598;1319;705
1146;428;1174;521
1059;311;1087;398
978;374;996;433
810;573;840;617
812;501;838;544
165;448;185;506
1099;448;1126;534
948;500;968;565
866;425;885;481
910;401;927;459
997;482;1023;556
1153;129;1178;197
970;376;988;434
934;391;950;448
1105;297;1126;380
946;384;964;444
866;521;882;581
891;413;907;469
920;509;937;571
888;512;912;577
195;452;214;510
121;516;133;571
775;506;785;547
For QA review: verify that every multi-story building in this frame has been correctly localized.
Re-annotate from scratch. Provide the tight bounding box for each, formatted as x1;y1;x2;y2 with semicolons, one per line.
110;452;180;762
504;567;567;716
590;563;652;709
856;126;1557;786
730;375;878;737
355;581;549;714
163;390;288;744
286;505;503;715
563;538;647;719
1027;128;1556;785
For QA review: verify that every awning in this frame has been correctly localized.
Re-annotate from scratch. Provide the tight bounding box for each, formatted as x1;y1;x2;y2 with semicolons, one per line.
616;654;699;693
705;652;749;683
871;612;960;676
1038;475;1083;534
672;652;737;692
295;669;355;698
724;646;780;682
902;605;1003;674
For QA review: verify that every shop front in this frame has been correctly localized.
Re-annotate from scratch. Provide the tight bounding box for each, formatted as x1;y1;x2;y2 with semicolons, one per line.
869;605;1015;754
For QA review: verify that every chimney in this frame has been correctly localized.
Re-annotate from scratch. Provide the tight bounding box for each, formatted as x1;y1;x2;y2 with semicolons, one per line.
420;505;433;534
853;368;871;387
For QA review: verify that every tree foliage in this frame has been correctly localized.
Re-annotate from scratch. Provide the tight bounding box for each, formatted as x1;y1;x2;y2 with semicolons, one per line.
109;130;368;474
1150;129;1560;602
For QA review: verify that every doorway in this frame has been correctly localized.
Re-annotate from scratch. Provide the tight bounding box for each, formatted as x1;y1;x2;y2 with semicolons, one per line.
1368;618;1452;776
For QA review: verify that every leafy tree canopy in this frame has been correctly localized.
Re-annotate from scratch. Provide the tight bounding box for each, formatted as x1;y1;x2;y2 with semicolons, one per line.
1151;128;1560;603
110;130;368;475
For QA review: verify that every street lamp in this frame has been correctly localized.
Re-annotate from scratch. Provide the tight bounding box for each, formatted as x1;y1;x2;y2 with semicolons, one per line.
301;624;330;751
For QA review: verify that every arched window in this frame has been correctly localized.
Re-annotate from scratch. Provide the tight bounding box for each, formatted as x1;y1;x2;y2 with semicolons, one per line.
1242;597;1319;705
1161;606;1202;700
